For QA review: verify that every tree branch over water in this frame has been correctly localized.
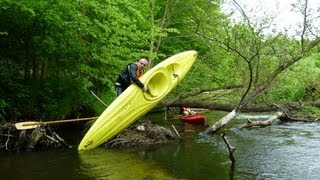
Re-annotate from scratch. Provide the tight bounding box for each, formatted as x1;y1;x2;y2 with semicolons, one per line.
202;0;320;134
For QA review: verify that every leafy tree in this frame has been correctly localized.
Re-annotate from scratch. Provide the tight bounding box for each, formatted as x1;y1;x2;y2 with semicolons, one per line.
203;0;320;134
0;0;155;121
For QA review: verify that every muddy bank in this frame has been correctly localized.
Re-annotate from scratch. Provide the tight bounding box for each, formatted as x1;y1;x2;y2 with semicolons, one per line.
0;121;178;152
106;121;177;149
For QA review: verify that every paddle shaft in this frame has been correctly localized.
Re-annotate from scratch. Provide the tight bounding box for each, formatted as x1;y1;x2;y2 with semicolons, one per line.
21;117;98;127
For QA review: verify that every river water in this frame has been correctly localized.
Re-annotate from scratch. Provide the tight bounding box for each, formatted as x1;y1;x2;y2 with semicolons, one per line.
1;110;320;179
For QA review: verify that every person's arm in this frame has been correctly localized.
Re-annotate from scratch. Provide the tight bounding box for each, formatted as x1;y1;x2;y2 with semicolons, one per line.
128;64;145;88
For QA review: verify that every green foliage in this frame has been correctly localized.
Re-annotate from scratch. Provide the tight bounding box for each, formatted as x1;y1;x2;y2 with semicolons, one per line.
0;0;154;121
1;0;319;122
295;105;320;119
0;99;7;122
266;54;320;102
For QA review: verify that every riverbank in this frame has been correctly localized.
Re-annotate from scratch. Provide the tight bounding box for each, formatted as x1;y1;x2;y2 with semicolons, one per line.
1;102;319;152
0;122;70;152
0;120;178;152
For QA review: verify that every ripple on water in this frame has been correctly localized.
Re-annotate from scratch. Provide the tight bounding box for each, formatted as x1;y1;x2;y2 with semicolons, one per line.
231;120;320;179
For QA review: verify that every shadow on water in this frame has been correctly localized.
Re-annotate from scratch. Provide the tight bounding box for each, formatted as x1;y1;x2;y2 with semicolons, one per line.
0;149;92;180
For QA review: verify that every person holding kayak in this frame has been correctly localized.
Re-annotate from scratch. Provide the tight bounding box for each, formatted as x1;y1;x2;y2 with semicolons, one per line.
115;58;149;96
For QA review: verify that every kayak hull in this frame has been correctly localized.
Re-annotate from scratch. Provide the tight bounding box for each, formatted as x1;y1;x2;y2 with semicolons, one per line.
180;114;206;124
78;50;198;150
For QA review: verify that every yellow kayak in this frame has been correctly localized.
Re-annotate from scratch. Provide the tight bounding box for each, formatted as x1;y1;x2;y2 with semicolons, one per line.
78;50;198;150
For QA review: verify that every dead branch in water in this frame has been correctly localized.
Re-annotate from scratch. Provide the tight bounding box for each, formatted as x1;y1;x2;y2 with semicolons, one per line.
0;130;11;150
240;112;284;128
221;132;236;163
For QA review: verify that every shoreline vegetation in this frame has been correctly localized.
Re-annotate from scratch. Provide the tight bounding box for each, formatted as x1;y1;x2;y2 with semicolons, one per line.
0;120;178;152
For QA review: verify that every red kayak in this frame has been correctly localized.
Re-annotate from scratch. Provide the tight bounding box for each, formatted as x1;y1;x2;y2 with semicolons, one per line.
179;114;206;124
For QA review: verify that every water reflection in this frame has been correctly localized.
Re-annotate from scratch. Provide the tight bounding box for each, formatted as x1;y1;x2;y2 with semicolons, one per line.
78;148;177;179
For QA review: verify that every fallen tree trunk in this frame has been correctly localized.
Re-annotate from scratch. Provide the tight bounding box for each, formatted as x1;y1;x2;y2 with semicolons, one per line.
279;115;319;122
161;100;320;112
161;101;277;112
240;112;284;128
203;109;238;134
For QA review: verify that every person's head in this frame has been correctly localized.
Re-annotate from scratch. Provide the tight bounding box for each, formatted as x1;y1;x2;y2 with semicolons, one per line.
138;58;149;69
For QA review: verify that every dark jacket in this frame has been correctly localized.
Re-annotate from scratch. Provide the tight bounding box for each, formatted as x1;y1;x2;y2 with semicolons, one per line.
116;63;144;89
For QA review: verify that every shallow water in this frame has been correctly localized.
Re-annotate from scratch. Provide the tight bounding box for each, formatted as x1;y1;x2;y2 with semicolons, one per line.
1;111;320;179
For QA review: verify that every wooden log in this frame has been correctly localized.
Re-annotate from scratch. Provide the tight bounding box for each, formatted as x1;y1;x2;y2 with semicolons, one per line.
52;132;69;148
204;109;237;134
279;116;318;122
46;135;59;143
27;127;45;150
240;112;284;128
